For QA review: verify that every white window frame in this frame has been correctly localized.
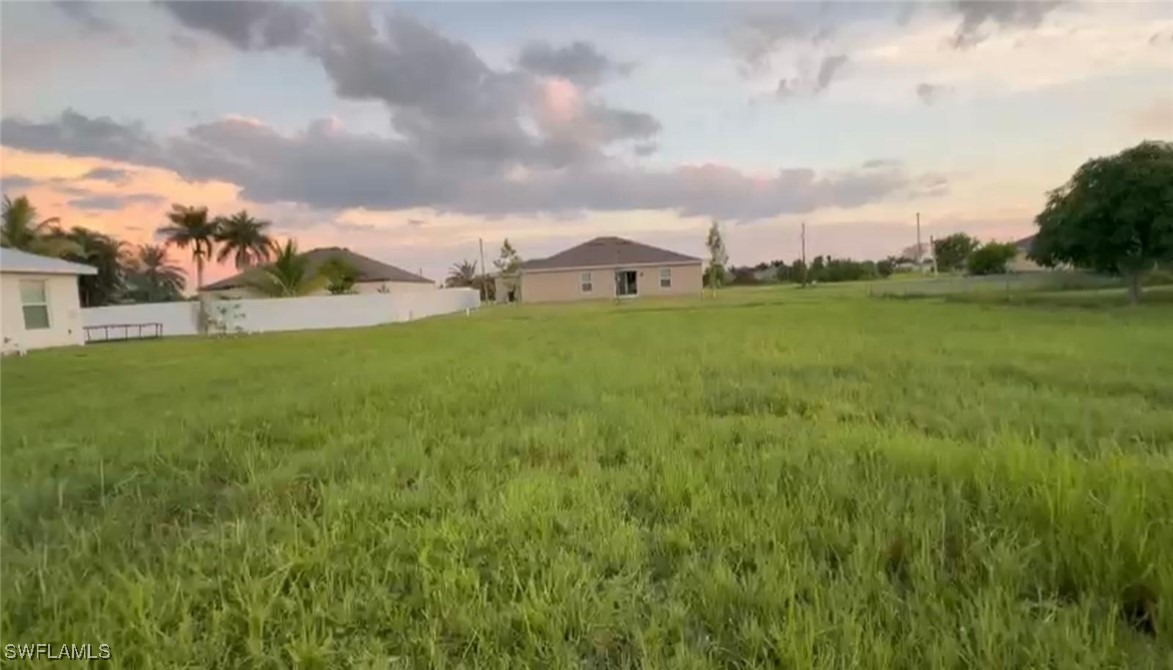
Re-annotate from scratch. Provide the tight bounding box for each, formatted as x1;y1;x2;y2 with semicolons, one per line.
19;279;51;330
659;267;672;289
580;271;593;293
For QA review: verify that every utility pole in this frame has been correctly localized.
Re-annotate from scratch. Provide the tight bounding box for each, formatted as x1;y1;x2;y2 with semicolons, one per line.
915;211;923;274
478;237;488;303
800;221;808;287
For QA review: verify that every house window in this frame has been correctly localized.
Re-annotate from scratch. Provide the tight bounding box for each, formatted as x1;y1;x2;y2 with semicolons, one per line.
20;279;50;330
580;272;593;293
660;267;672;288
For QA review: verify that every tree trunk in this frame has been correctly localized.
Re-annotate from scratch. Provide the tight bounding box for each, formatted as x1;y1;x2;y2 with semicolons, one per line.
1128;271;1142;305
195;256;208;334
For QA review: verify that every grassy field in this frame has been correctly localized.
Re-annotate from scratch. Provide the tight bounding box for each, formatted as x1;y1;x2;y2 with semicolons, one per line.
3;286;1172;668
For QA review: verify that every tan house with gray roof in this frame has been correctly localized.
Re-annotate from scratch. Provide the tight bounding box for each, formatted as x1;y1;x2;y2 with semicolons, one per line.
500;236;703;304
201;247;435;298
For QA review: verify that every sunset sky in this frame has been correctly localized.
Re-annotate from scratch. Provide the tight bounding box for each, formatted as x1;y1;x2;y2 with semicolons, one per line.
2;1;1171;286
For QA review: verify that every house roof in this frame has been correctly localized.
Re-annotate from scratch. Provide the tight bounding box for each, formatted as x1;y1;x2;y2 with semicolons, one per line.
202;247;432;290
1014;235;1036;253
520;236;701;272
0;247;97;275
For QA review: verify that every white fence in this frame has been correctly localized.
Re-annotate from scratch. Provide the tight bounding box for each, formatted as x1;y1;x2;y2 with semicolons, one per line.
82;289;479;339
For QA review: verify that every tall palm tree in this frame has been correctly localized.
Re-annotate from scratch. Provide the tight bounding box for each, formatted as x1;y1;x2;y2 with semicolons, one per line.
214;210;275;268
250;240;323;297
128;244;186;302
445;259;478;288
157;204;218;290
58;227;128;307
1;195;76;257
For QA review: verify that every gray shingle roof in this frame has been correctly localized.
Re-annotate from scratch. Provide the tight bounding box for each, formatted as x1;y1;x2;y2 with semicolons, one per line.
203;247;432;290
0;247;97;275
520;237;700;272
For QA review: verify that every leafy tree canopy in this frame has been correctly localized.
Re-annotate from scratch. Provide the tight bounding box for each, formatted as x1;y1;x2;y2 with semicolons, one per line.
967;241;1018;276
933;233;980;272
1031;140;1173;303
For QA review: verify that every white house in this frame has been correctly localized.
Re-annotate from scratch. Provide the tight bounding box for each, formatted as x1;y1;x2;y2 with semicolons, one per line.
1;247;97;353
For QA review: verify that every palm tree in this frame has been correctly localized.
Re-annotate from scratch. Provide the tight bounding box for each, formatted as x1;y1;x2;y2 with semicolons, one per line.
250;240;322;297
58;227;128;307
319;257;359;294
157;204;218;290
127;244;186;302
214;210;275;268
445;259;478;288
1;195;76;257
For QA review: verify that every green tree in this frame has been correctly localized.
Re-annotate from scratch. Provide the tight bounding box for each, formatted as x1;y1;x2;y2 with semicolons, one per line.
932;233;980;272
158;204;218;291
250;240;322;297
705;220;728;296
126;244;186;302
445;259;478;288
1032;140;1173;304
790;258;807;285
56;227;128;307
773;260;791;282
877;258;896;278
214;210;275;268
319;257;359;295
1;195;77;257
967;241;1018;276
494;239;522;300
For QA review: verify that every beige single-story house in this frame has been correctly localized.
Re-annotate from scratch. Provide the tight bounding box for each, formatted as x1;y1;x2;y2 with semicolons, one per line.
201;247;435;298
1;247;97;353
1008;234;1046;273
499;236;703;304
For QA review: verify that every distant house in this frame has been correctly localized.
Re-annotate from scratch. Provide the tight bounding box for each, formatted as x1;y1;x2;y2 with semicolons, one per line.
201;247;435;298
498;236;703;304
1009;235;1045;272
1;247;97;352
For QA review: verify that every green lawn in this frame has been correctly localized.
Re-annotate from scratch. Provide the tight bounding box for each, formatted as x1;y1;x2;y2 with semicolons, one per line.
3;287;1172;668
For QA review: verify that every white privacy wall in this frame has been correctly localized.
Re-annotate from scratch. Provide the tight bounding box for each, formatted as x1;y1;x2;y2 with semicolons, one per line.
82;301;200;337
82;288;479;338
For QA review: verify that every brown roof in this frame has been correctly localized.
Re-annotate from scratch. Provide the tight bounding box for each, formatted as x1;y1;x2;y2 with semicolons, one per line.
203;247;432;290
520;236;700;272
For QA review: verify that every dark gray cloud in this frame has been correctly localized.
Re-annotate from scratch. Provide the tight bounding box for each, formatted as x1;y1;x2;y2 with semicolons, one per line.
156;0;312;50
949;1;1064;50
4;3;947;222
153;2;657;169
332;220;377;233
728;13;807;75
1;110;944;222
54;1;117;34
170;31;201;53
815;55;849;92
776;78;796;99
915;83;953;105
518;41;631;88
0;109;160;164
69;193;166;210
632;142;658;157
82;166;132;183
1;175;38;191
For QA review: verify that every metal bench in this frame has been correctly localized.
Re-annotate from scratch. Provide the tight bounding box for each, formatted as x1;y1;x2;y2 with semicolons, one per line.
84;323;163;343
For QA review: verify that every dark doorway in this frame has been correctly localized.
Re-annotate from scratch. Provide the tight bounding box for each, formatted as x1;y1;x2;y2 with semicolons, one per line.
615;270;638;297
